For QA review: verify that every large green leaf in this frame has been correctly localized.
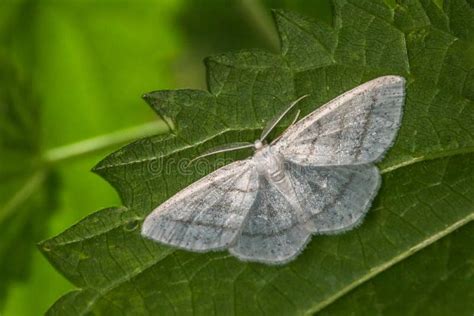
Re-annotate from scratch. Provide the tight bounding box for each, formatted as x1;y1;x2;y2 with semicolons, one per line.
41;0;474;314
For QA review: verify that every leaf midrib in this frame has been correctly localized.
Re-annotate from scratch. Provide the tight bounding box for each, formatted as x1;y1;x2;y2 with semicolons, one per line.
0;170;46;225
307;212;474;315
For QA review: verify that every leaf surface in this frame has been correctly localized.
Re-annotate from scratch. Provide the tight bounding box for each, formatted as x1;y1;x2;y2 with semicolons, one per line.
317;222;474;315
41;0;474;314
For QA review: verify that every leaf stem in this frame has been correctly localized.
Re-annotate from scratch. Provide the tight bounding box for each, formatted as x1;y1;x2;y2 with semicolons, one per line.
0;170;47;225
44;120;169;164
238;0;280;51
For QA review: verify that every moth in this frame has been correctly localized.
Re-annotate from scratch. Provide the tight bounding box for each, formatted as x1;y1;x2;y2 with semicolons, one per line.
142;76;405;264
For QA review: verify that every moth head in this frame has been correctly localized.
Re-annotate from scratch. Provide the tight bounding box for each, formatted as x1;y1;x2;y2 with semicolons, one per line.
254;140;264;150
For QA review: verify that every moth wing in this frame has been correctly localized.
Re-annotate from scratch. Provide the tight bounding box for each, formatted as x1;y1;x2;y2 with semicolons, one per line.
229;175;312;264
275;76;405;166
229;161;381;264
283;160;381;234
141;159;258;251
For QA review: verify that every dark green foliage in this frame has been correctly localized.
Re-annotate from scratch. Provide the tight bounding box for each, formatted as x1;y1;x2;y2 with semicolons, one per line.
0;60;57;307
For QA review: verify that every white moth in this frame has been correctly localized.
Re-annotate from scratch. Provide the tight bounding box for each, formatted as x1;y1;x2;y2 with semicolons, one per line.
142;76;405;264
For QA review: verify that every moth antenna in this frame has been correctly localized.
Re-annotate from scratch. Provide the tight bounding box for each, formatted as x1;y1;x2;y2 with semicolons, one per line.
188;142;254;165
271;109;301;145
260;94;309;141
290;109;301;126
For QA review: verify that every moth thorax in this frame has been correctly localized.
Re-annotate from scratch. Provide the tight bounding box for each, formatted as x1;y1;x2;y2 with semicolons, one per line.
254;146;284;178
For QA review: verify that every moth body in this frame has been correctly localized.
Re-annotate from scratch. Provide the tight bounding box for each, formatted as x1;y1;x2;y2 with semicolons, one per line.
253;144;304;216
142;75;406;264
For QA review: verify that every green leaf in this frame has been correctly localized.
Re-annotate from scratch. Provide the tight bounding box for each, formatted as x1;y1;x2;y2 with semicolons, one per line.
0;58;57;307
317;222;474;315
41;0;474;314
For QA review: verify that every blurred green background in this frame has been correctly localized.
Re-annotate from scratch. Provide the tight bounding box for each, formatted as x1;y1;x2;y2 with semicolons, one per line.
0;0;331;314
